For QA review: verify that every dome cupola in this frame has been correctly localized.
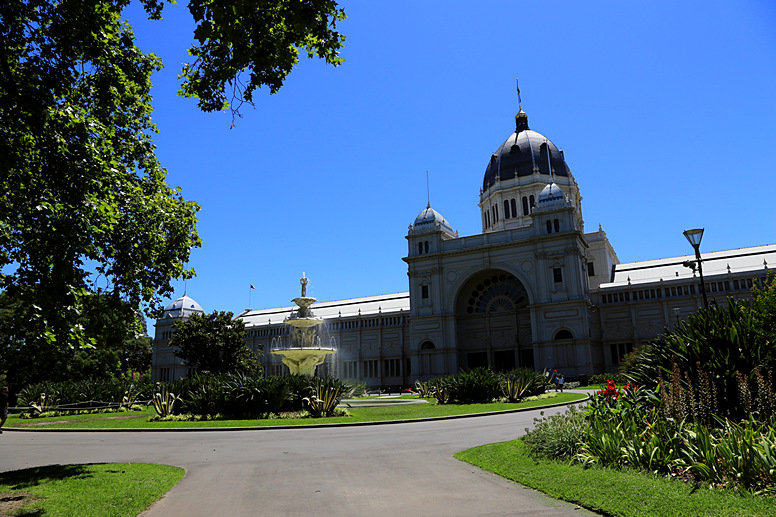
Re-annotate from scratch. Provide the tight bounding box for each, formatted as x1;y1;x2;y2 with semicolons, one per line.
163;294;204;318
482;110;570;191
410;204;456;237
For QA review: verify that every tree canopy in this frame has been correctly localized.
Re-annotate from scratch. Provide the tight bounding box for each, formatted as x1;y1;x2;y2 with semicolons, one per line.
0;0;344;388
171;311;260;375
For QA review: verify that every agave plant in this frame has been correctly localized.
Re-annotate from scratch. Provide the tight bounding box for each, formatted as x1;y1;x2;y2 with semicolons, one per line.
303;376;348;417
500;368;546;402
30;393;58;415
414;379;433;398
152;390;182;417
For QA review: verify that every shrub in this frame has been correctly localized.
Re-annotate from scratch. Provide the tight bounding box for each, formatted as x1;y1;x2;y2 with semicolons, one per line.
627;299;776;421
303;376;349;417
500;368;546;402
448;368;500;404
522;406;587;460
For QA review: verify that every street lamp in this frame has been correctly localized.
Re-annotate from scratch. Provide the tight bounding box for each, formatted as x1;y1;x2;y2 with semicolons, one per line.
683;228;709;309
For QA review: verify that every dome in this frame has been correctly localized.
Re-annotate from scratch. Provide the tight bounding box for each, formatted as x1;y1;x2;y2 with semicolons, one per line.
164;294;204;318
482;111;570;191
411;204;455;236
538;182;566;204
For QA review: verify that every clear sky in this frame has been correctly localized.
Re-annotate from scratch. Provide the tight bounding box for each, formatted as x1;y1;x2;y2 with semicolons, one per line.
124;1;776;332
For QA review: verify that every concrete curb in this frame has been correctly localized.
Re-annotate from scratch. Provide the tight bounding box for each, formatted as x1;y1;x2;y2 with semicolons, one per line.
3;394;590;433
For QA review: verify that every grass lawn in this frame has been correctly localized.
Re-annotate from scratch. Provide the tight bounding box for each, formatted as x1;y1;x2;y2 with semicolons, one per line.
5;392;586;429
0;463;184;517
455;439;775;517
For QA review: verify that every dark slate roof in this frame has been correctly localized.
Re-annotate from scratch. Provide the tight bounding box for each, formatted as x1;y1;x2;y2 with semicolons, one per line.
482;113;570;190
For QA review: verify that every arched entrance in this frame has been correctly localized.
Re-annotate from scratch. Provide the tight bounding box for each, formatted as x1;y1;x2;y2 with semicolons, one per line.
455;269;533;371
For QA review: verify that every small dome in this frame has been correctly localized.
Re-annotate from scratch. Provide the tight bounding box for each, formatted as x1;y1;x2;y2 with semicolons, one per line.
164;294;204;318
411;204;455;236
536;182;567;207
483;111;570;191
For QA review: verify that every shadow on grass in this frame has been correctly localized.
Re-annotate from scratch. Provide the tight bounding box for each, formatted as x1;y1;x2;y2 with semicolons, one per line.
0;464;92;490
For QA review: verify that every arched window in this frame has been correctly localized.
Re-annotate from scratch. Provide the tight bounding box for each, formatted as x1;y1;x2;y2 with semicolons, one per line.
554;218;560;232
420;341;435;350
522;196;529;216
418;242;423;255
503;200;510;219
511;198;517;218
546;220;552;234
424;241;429;253
555;330;573;340
529;195;535;208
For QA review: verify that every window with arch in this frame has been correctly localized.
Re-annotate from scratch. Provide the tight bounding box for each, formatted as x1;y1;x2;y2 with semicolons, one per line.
418;242;423;255
511;198;517;218
461;272;529;314
504;200;510;219
529;195;535;208
420;341;435;350
554;218;560;232
555;329;573;340
546;220;552;234
522;196;529;216
424;240;429;253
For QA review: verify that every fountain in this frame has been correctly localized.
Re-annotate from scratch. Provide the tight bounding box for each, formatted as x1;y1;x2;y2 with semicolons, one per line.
270;274;336;376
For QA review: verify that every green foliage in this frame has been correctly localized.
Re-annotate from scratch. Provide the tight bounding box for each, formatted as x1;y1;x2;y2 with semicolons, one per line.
428;376;452;404
303;376;349;417
500;367;547;402
0;0;200;366
0;292;155;392
627;298;775;421
588;373;627;385
413;379;433;398
577;381;776;494
180;0;347;114
152;389;182;417
263;376;292;414
171;311;260;375
522;406;587;460
17;377;154;410
447;367;501;404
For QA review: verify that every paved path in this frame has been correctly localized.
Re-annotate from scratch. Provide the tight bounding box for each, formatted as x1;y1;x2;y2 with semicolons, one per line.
1;400;597;516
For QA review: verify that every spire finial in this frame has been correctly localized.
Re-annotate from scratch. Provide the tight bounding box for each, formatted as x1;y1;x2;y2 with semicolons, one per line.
426;169;430;208
515;78;529;132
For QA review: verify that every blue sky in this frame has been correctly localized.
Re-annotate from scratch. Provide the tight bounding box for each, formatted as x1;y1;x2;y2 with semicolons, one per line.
125;1;776;331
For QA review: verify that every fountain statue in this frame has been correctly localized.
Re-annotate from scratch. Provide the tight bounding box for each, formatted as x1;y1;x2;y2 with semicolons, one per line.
270;274;336;376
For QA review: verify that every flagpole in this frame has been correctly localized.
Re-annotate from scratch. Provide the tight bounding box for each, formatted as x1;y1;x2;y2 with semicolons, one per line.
249;285;252;310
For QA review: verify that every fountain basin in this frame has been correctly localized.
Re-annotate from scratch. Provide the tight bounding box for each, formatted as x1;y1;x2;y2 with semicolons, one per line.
271;348;336;376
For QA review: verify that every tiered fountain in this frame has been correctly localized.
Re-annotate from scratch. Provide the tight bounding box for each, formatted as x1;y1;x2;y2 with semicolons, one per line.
270;274;336;376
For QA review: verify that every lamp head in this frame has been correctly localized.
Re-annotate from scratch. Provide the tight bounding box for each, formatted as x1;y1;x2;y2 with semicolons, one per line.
683;228;704;249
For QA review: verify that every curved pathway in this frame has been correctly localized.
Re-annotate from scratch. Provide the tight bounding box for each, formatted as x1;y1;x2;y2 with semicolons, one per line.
1;396;596;516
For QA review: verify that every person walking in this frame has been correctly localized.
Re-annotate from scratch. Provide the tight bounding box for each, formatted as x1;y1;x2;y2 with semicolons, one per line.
558;374;565;393
0;386;9;434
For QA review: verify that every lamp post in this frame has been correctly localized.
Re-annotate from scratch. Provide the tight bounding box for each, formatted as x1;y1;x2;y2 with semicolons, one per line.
683;228;709;309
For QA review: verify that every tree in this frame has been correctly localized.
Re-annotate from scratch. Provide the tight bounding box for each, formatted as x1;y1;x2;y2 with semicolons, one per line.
180;0;347;115
0;291;153;392
0;0;343;388
1;0;201;354
171;311;260;375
